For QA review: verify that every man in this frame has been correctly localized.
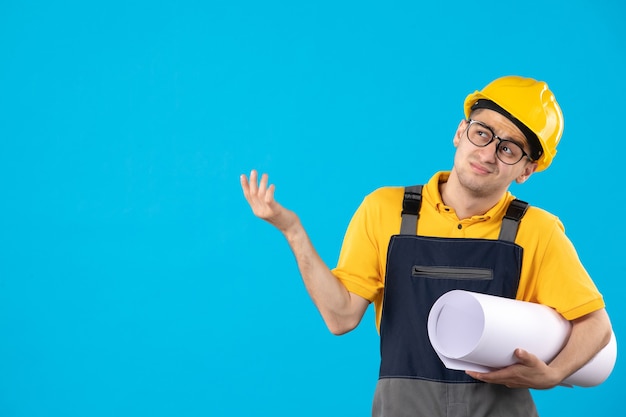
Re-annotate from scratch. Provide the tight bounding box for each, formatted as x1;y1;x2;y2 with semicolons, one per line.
240;76;612;416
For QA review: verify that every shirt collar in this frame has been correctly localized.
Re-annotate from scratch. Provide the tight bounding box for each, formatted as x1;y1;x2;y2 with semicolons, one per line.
423;171;513;221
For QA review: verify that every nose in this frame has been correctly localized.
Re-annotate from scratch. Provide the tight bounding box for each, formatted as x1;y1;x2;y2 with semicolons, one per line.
477;139;499;163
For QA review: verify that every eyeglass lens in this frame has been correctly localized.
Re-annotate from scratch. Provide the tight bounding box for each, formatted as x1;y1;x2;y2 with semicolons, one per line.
466;122;525;165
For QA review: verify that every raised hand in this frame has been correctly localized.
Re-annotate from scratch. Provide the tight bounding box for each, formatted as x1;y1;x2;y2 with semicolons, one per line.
240;169;299;234
240;170;372;335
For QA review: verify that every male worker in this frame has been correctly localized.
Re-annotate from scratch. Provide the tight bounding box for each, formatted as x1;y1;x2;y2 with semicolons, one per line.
240;75;612;416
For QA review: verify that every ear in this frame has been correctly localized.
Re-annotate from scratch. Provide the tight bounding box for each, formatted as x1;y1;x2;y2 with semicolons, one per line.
515;162;538;184
453;119;468;147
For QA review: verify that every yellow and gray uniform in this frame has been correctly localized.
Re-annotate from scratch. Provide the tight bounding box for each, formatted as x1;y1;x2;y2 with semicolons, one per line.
332;171;604;416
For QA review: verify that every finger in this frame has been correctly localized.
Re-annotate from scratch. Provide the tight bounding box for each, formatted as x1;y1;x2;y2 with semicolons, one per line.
466;369;497;381
514;348;529;363
248;169;259;195
240;174;251;199
466;368;507;382
258;173;269;195
465;371;482;380
265;183;276;204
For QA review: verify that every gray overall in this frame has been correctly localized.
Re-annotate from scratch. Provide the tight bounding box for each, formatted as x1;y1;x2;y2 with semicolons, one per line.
372;186;539;417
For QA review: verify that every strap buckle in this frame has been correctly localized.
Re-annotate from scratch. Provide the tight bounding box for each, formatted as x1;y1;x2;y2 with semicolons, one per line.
402;188;423;216
504;199;529;221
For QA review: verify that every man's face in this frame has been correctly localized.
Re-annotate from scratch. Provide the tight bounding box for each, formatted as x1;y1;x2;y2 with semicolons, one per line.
451;109;538;198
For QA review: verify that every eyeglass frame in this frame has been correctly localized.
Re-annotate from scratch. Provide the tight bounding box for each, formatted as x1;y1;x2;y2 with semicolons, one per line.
464;119;534;165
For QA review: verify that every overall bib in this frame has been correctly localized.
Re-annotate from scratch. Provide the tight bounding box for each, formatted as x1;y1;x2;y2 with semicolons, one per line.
372;186;538;417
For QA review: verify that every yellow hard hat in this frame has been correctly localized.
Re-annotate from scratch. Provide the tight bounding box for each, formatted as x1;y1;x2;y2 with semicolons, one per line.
463;76;564;172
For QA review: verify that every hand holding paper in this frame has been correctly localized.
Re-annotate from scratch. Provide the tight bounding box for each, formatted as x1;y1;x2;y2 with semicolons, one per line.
427;290;617;387
466;347;563;389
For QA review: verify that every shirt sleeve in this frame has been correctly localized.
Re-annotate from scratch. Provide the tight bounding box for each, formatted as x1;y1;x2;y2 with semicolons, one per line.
331;190;388;303
517;210;605;321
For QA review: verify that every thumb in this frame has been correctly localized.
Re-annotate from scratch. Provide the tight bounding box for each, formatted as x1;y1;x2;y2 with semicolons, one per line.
514;348;533;365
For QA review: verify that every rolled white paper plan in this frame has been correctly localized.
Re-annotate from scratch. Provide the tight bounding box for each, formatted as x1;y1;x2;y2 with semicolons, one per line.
427;290;617;387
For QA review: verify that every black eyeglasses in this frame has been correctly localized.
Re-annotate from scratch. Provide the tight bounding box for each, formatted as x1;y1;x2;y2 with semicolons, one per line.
465;119;533;165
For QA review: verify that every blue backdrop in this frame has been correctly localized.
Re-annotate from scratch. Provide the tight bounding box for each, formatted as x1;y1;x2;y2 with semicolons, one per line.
0;1;624;416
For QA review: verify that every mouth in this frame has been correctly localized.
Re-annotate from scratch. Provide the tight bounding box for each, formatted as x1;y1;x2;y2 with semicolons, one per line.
470;162;493;175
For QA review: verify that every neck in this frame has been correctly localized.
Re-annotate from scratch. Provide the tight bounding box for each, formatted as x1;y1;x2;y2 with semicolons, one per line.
440;171;506;220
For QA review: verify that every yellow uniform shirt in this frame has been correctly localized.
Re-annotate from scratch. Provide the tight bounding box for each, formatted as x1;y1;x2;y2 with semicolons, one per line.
332;171;605;331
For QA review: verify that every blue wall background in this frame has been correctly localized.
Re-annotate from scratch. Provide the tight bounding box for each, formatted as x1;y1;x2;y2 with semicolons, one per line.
0;1;624;416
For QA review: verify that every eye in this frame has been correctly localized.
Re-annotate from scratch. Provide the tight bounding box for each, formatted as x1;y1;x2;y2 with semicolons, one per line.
469;122;493;143
499;141;523;158
475;127;491;139
499;143;514;156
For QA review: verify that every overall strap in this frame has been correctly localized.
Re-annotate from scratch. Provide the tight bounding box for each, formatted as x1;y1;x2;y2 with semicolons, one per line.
401;186;529;241
498;199;529;242
400;185;423;235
